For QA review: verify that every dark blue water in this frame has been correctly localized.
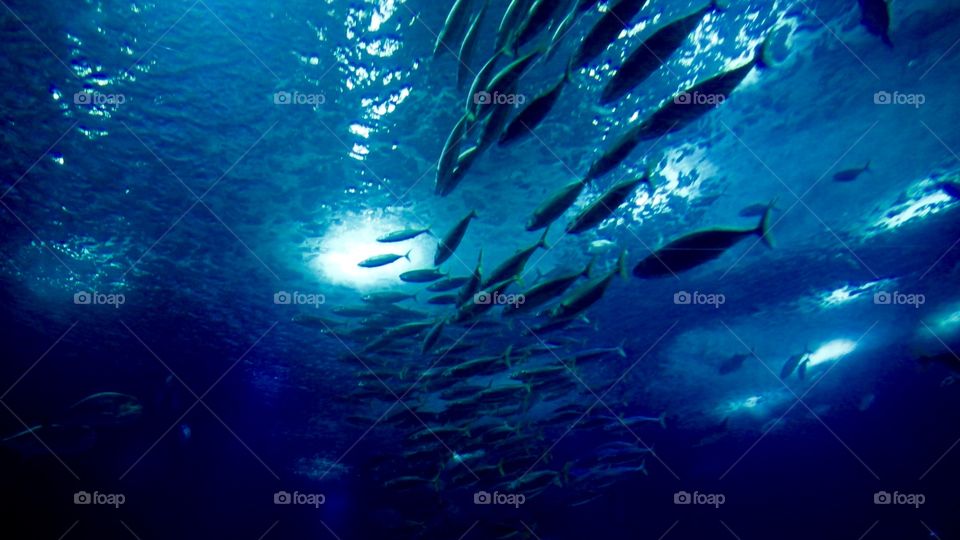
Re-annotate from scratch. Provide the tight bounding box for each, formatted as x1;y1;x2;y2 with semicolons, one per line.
2;0;960;538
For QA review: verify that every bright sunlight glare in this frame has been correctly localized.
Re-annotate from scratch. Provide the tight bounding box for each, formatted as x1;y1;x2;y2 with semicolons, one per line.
806;338;857;368
305;212;434;290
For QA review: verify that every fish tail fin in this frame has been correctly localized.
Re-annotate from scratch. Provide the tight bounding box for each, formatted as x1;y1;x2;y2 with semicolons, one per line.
754;34;772;70
616;250;628;279
616;339;627;358
537;226;551;250
504;345;514;368
864;160;872;172
404;249;412;261
759;199;776;249
658;411;667;429
561;461;573;485
582;258;595;278
497;459;506;477
639;458;649;476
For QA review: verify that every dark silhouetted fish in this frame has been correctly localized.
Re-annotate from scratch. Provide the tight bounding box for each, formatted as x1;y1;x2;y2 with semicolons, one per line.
400;268;447;283
548;252;626;319
427;276;471;292
833;161;870;182
527;177;588;231
377;228;431;243
499;68;570;146
504;259;592;316
570;0;649;69
435;210;478;266
600;1;722;105
566;172;651;234
858;0;892;47
780;346;811;380
436;114;470;195
458;0;490;91
482;228;549;286
587;39;769;180
474;49;543;122
517;0;567;48
434;0;476;58
633;202;775;277
358;250;412;268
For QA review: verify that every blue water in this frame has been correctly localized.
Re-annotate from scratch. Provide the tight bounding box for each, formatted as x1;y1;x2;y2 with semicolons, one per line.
2;0;960;538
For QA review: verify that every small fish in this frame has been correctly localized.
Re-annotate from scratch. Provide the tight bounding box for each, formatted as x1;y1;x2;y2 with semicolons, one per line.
362;291;417;304
422;319;447;354
499;68;570;146
444;145;482;197
482;228;550;287
377;228;431;243
435;210;478;266
833;161;871;182
436;114;471;196
718;352;750;375
600;1;723;105
474;49;543;122
633;201;775;278
504;259;592;315
858;0;892;47
400;268;447;283
570;0;649;69
358;250;411;268
516;0;566;48
458;0;490;91
62;392;143;427
427;276;471;291
526;178;588;231
496;0;535;53
457;249;484;305
434;0;476;58
587;39;769;180
566;172;651;234
465;51;506;119
549;252;626;319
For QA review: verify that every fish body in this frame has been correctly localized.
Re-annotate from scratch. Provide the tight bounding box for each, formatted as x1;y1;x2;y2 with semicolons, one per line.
566;173;650;234
517;0;566;47
434;0;475;58
570;0;649;68
435;210;478;266
833;161;870;182
499;70;570;146
358;250;411;268
718;353;750;375
466;51;506;118
496;0;535;53
377;228;430;243
458;1;490;91
588;41;767;179
780;348;810;380
475;49;543;121
428;276;471;291
457;249;484;305
482;229;549;287
427;294;460;305
633;203;774;277
600;1;720;104
858;0;893;47
422;319;447;354
526;178;588;231
549;252;625;319
400;268;447;283
504;259;592;315
436;114;471;196
362;291;417;304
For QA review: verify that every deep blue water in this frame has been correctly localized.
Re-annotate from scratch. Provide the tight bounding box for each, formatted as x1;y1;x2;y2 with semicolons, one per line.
2;0;960;538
